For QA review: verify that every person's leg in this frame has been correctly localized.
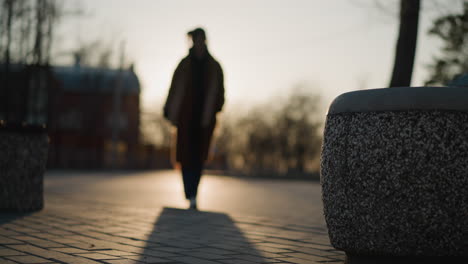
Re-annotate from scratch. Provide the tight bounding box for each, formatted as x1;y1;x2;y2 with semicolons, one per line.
181;166;194;200
182;165;202;197
190;162;203;198
181;163;203;209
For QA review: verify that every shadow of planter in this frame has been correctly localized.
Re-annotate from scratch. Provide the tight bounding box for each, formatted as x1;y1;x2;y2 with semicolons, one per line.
321;87;468;262
0;122;48;212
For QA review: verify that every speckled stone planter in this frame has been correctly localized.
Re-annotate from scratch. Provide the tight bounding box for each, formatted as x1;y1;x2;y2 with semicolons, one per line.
0;124;48;212
321;87;468;261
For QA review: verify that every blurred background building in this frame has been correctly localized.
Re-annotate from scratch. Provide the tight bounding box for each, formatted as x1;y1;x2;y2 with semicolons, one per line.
48;61;140;169
1;60;170;169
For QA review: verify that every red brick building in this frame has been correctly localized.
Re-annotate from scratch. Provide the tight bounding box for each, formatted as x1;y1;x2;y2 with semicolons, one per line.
47;64;141;169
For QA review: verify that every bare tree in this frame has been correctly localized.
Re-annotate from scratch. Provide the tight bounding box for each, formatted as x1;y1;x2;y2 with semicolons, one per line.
425;1;468;85
214;88;323;177
60;39;120;68
389;0;421;87
0;0;62;123
0;0;61;65
275;91;321;173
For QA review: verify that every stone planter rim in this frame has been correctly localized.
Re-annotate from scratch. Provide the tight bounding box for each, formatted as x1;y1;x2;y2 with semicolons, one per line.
322;93;468;256
329;86;468;114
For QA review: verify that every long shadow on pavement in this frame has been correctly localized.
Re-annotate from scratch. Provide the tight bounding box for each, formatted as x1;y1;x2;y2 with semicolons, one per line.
139;207;266;263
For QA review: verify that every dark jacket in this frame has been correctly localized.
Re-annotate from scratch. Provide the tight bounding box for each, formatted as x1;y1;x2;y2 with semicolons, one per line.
164;51;224;166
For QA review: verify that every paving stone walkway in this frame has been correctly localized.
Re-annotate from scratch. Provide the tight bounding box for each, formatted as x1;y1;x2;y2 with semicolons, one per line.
0;171;345;264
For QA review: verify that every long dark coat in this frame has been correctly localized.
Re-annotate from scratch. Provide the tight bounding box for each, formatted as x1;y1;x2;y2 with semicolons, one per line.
164;51;224;166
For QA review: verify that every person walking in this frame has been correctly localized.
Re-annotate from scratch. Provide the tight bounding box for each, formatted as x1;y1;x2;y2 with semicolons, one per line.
164;27;225;210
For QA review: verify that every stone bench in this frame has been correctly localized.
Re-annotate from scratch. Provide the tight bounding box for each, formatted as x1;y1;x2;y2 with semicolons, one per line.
321;87;468;262
0;123;48;212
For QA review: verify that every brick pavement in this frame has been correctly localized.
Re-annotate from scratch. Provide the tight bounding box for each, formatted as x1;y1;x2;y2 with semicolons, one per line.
0;171;345;264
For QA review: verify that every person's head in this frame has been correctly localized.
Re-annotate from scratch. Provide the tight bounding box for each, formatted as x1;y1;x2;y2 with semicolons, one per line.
188;28;206;47
188;28;207;58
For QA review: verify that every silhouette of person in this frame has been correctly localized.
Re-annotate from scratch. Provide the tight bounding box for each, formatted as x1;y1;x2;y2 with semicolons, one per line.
164;27;224;210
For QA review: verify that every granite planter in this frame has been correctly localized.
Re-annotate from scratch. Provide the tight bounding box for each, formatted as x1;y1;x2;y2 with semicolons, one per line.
321;87;468;262
0;123;48;212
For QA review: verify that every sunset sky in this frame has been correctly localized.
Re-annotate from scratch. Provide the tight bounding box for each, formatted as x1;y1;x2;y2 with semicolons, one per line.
55;0;462;113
